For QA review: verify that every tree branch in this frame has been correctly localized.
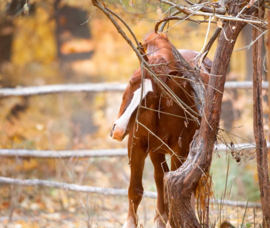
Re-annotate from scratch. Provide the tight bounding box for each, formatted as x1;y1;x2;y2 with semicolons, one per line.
161;0;267;26
202;27;222;61
155;15;216;33
252;7;270;227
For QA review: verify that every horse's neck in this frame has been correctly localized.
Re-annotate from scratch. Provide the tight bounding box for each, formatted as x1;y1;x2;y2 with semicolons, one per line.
168;79;195;105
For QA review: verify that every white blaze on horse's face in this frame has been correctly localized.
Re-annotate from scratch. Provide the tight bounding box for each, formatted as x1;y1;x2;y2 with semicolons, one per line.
111;79;153;141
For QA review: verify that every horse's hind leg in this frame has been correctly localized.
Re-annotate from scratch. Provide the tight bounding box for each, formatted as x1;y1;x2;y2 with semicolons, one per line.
150;151;169;228
124;146;147;228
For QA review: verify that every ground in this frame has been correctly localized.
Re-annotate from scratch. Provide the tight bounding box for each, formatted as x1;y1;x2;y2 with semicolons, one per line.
0;155;263;228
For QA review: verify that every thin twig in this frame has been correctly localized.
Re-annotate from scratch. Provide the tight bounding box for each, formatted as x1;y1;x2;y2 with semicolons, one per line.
161;0;267;26
80;9;97;25
201;27;222;61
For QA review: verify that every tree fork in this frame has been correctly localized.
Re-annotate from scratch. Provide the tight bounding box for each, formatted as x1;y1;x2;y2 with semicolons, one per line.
164;1;246;227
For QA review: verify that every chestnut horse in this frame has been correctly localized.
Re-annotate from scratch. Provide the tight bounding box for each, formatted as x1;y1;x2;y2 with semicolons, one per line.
110;32;211;228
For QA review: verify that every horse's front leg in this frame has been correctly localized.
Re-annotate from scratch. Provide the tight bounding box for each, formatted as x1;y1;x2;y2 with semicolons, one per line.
149;151;169;228
124;141;147;228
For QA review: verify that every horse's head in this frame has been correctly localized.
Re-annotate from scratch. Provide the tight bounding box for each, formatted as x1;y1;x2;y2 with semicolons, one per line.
110;56;179;141
144;32;175;66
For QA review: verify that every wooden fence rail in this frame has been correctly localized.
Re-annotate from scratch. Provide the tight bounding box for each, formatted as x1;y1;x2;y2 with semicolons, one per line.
0;81;268;97
0;81;266;211
0;177;261;208
0;143;269;158
0;148;127;158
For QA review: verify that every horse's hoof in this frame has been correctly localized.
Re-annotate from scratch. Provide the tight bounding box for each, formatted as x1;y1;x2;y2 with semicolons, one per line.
166;222;172;228
154;222;166;228
123;217;136;228
154;213;167;228
154;219;167;228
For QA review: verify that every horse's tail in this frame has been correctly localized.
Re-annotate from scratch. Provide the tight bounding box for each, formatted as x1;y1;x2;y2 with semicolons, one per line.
195;172;213;224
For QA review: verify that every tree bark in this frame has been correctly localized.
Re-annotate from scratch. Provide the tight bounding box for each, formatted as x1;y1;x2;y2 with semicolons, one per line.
252;9;270;227
164;1;246;227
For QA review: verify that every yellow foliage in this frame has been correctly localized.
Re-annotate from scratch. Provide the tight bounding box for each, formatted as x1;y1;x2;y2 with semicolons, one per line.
16;220;39;228
12;7;56;66
16;158;39;171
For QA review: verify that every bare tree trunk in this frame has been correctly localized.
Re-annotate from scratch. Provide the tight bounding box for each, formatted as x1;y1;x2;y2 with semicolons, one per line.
164;1;246;227
253;9;270;227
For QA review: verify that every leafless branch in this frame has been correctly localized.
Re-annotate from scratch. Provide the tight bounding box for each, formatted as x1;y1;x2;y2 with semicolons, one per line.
201;27;222;61
252;7;270;224
92;0;146;63
160;0;267;26
80;9;97;25
155;16;216;33
155;16;198;33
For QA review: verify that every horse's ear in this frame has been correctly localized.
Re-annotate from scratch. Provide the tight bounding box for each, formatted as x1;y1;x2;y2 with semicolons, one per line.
138;42;148;62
